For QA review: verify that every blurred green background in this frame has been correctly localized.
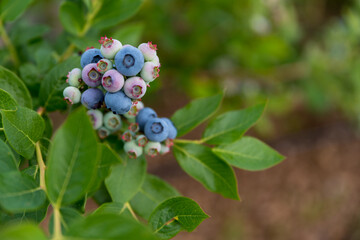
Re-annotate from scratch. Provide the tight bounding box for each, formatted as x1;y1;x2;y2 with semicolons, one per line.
1;0;360;239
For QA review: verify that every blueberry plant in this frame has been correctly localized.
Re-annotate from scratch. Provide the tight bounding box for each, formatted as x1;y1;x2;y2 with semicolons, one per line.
0;0;284;239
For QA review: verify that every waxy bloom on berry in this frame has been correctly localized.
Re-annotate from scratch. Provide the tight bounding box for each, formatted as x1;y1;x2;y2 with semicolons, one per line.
81;48;103;68
140;62;160;83
63;86;81;104
82;63;102;87
67;68;82;87
144;141;161;157
144;118;169;142
96;59;113;74
81;88;104;109
115;46;144;76
136;107;157;131
87;110;103;130
124;77;147;100
99;36;122;59
104;90;132;115
124;141;143;158
138;42;157;61
102;69;124;93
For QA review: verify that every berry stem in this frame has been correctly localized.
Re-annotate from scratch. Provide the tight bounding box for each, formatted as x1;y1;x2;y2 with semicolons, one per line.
0;128;3;131
58;0;103;62
35;142;46;192
0;19;20;67
53;206;63;240
173;139;203;144
124;202;138;221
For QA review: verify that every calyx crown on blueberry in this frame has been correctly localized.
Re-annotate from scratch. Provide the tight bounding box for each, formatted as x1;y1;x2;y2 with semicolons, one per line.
63;36;176;158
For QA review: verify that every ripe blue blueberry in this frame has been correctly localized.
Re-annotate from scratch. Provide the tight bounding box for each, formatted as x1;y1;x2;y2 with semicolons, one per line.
136;107;157;131
99;36;122;59
81;48;103;68
81;88;104;109
67;68;82;87
124;140;143;159
124;77;147;99
63;86;81;104
96;59;113;74
114;46;144;76
144;118;169;142
104;91;132;115
82;63;102;87
161;118;177;139
144;141;161;157
87;110;103;129
103;112;122;131
102;69;124;93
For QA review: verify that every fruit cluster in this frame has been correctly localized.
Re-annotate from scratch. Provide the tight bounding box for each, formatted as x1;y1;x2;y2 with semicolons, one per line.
62;37;177;158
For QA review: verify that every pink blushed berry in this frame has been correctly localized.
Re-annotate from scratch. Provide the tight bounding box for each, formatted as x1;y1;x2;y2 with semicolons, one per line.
63;86;81;104
140;62;160;82
138;42;157;61
101;69;124;92
82;63;102;87
124;77;147;100
99;36;122;59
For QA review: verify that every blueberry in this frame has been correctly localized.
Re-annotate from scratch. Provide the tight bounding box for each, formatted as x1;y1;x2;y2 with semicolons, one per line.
161;118;177;139
81;48;103;68
140;62;160;83
67;68;82;87
136;134;148;147
87;110;103;130
144;118;169;142
97;126;111;139
103;112;122;131
114;46;144;76
124;77;147;99
138;42;157;61
81;88;104;109
99;36;122;59
124;140;143;158
144;141;161;157
136;107;157;131
63;86;81;104
121;130;134;142
82;63;102;87
160;144;170;155
96;59;113;74
104;91;132;114
102;69;124;92
123;101;144;119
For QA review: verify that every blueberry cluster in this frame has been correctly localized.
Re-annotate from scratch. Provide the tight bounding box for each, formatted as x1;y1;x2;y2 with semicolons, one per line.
62;37;176;158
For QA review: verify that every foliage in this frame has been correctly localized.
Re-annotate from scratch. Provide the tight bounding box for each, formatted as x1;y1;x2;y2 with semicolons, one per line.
0;0;284;239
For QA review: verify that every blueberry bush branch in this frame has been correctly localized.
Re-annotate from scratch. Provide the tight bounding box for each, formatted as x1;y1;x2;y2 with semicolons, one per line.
0;1;285;239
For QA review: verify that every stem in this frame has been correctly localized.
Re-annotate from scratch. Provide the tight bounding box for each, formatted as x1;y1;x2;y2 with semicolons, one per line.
0;19;20;67
125;202;138;221
173;139;203;144
53;206;63;240
37;107;45;116
36;142;46;191
0;128;3;131
58;0;103;62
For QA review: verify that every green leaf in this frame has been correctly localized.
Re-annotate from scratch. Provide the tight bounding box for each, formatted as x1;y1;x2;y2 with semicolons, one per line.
213;136;285;171
89;143;122;193
131;174;180;220
1;107;45;159
0;89;17;111
0;0;33;22
39;56;80;112
49;207;84;235
173;143;239;200
67;213;158;240
0;66;32;109
92;202;131;218
202;102;266;144
46;108;99;207
0;223;47;240
10;22;50;45
105;155;146;203
0;139;18;172
149;197;208;240
171;94;222;137
0;171;47;212
93;0;144;29
59;1;86;35
112;23;144;45
0;206;48;224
